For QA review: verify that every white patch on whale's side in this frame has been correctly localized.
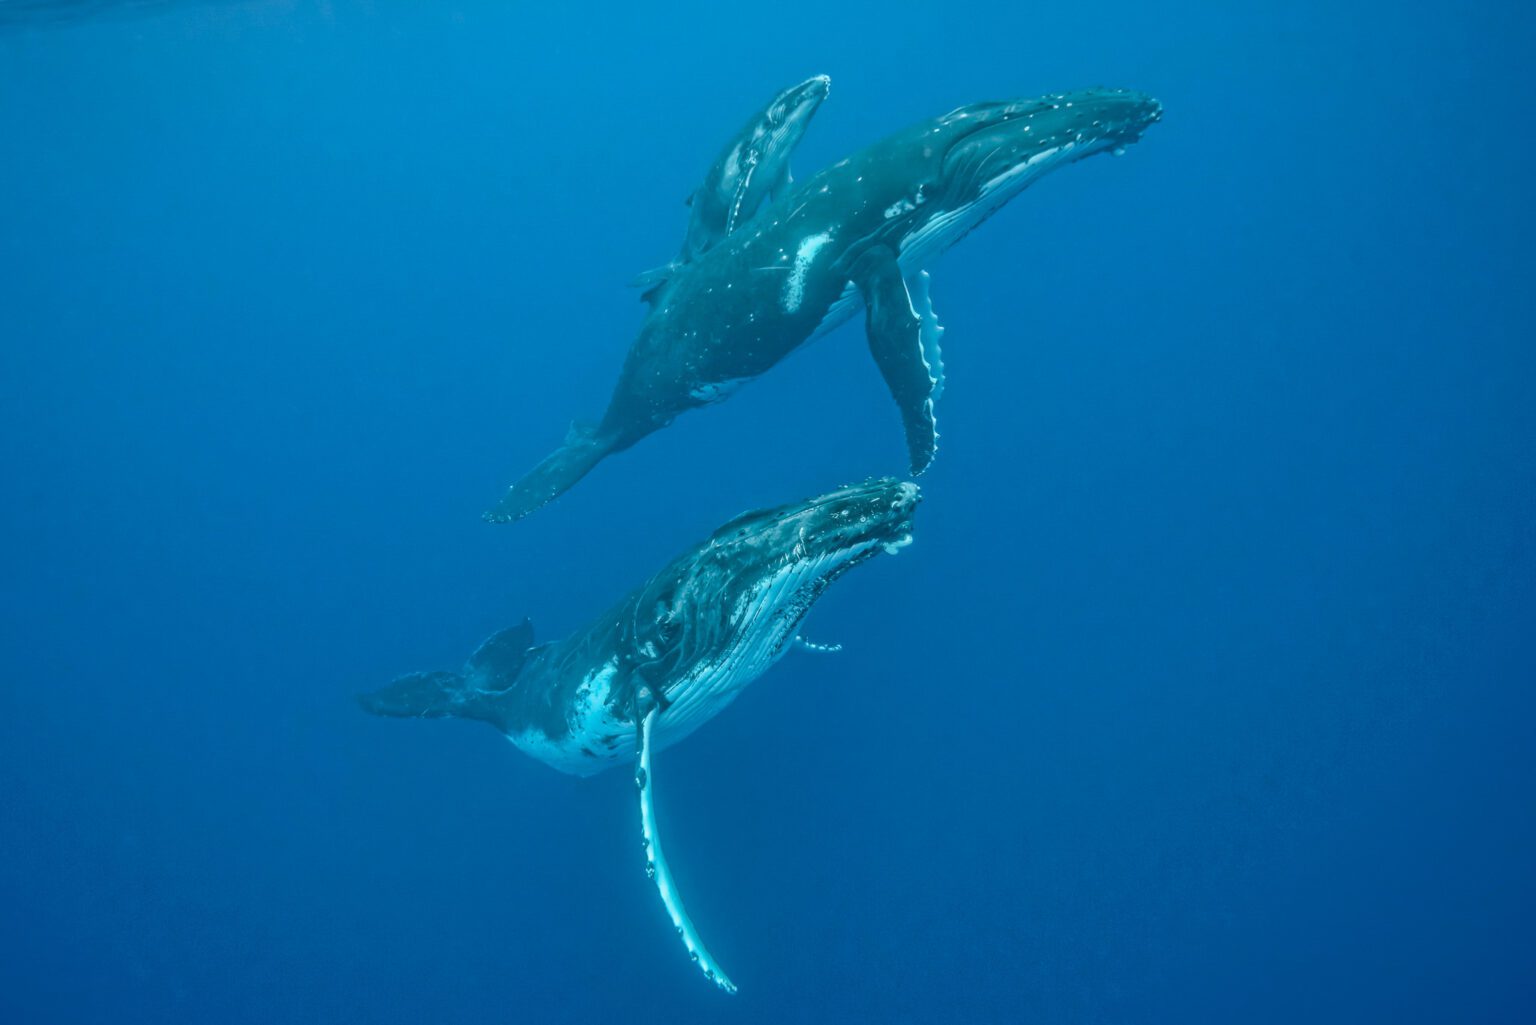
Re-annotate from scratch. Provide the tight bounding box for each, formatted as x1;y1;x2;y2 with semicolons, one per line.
783;231;832;312
508;659;632;775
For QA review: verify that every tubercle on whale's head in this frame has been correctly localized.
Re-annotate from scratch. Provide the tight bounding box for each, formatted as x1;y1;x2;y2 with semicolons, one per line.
703;477;920;573
934;88;1162;203
858;87;1159;265
765;74;831;130
626;477;918;622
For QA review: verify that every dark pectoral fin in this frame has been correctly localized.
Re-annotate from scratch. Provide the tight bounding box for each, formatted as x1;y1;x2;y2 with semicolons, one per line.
852;247;944;475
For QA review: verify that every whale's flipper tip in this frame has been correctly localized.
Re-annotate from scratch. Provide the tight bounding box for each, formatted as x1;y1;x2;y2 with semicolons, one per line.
485;427;615;523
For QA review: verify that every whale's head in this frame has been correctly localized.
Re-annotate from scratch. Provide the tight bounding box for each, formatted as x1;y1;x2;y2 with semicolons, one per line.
750;74;831;158
764;74;831;134
701;475;919;589
883;88;1161;265
628;478;919;730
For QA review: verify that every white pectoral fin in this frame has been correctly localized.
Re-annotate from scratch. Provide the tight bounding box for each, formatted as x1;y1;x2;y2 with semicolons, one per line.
636;706;738;994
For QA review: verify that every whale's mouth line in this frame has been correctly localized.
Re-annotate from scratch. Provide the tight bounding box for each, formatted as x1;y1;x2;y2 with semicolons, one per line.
800;505;916;589
774;503;916;594
767;74;831;131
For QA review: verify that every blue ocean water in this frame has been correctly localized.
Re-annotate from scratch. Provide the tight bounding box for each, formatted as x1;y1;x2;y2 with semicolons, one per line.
2;2;1533;1022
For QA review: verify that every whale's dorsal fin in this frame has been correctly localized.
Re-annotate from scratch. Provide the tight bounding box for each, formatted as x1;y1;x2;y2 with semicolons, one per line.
851;249;945;475
635;702;737;993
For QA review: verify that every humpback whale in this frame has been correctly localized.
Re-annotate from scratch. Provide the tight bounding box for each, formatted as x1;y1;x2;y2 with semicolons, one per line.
362;478;921;991
633;74;830;295
487;87;1161;522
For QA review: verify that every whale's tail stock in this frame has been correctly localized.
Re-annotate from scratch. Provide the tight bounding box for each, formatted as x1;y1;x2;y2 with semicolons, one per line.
482;422;617;523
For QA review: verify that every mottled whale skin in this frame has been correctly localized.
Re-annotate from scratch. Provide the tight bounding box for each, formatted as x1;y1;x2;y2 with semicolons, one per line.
487;88;1161;522
634;73;830;294
363;478;920;991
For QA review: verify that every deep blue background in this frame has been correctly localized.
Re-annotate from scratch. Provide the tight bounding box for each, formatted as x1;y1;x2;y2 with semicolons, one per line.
2;2;1533;1022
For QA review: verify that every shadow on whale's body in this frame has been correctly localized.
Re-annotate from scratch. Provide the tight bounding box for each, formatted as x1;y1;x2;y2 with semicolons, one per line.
486;86;1162;523
363;479;921;991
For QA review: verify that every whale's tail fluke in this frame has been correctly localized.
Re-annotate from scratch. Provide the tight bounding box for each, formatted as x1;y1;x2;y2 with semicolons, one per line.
484;423;617;523
358;670;482;720
358;621;536;732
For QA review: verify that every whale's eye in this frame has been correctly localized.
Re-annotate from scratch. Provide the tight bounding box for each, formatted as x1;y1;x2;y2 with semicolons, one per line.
655;604;680;635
